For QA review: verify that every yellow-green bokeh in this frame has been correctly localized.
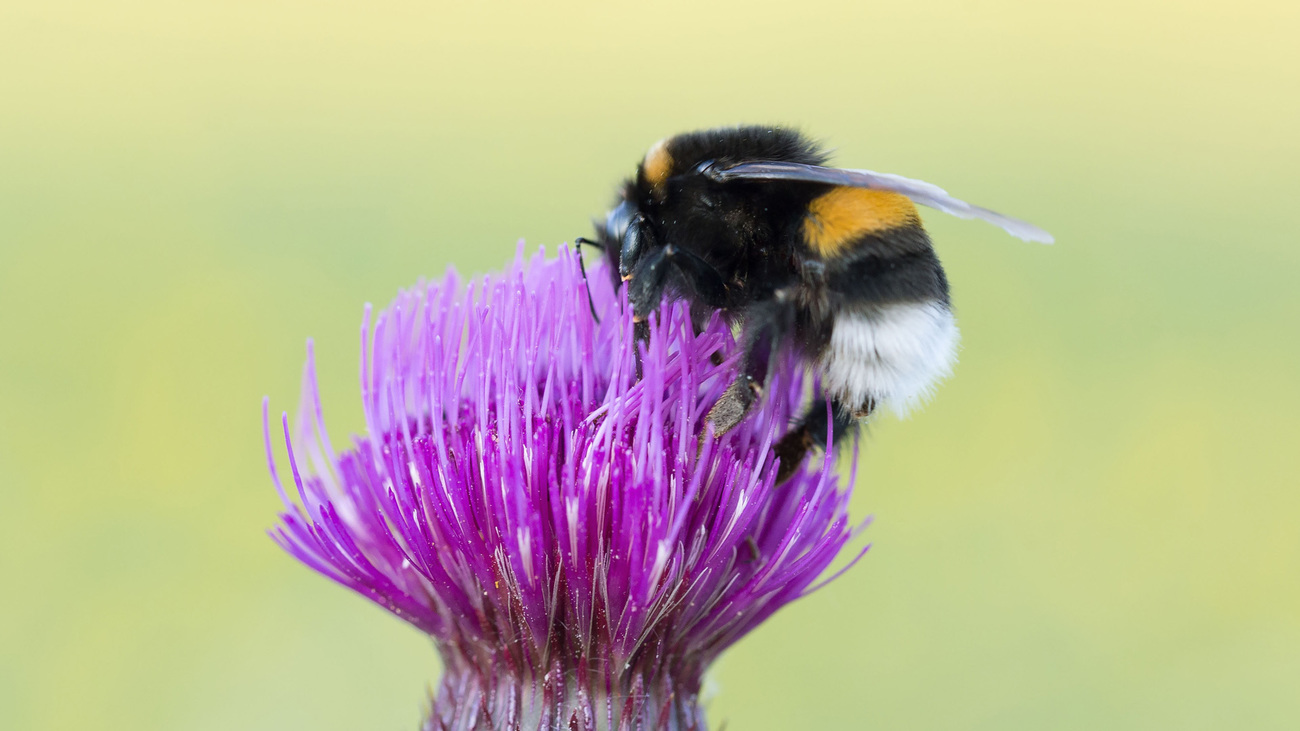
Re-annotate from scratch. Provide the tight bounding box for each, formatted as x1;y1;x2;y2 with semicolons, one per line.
2;1;1298;728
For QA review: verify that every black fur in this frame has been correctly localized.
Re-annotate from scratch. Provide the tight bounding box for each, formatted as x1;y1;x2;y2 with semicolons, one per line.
644;126;828;177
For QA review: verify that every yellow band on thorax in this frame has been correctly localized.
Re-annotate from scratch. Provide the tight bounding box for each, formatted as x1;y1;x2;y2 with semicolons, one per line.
643;139;673;191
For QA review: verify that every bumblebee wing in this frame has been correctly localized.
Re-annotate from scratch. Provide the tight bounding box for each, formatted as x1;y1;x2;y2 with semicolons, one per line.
706;161;1054;244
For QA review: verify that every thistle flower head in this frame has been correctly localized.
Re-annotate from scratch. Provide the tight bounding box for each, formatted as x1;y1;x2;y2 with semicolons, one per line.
266;245;868;730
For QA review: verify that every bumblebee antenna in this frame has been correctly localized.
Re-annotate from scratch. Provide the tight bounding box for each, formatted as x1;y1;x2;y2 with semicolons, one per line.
572;237;602;323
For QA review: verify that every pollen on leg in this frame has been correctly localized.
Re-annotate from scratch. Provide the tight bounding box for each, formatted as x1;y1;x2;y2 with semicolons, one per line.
705;377;757;438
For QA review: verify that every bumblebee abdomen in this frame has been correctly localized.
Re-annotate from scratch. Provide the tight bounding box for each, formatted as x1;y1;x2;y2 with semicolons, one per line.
802;186;921;258
816;301;959;416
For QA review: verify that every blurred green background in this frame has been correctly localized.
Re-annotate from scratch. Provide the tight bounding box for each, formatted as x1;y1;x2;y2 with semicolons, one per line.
2;1;1297;729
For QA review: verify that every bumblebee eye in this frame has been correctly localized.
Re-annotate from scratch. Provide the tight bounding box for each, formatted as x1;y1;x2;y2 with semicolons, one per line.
604;200;635;243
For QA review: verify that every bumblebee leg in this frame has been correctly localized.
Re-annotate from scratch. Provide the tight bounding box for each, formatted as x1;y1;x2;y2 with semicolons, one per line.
705;371;762;438
704;300;788;439
773;397;867;484
628;242;729;322
624;244;670;380
663;245;728;309
668;248;728;360
627;246;671;322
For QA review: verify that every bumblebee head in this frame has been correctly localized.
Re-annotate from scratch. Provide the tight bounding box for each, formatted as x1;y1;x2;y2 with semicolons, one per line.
599;198;652;281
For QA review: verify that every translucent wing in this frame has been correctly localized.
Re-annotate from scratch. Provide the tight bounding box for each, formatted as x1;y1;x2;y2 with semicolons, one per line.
704;161;1054;244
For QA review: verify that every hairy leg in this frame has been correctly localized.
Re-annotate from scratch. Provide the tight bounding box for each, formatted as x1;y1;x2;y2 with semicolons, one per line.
628;244;728;321
773;397;868;484
704;297;792;438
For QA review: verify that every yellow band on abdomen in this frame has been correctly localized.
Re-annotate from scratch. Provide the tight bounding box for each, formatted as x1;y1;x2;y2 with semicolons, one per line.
803;187;920;257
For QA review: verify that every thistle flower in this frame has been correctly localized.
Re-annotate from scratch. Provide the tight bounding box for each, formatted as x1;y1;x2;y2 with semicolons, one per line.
265;245;870;730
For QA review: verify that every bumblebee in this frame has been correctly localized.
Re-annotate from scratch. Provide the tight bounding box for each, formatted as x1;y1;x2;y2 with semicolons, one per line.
582;126;1051;482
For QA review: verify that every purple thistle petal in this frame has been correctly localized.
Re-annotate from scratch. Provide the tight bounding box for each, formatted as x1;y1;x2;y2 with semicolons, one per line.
267;246;868;729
